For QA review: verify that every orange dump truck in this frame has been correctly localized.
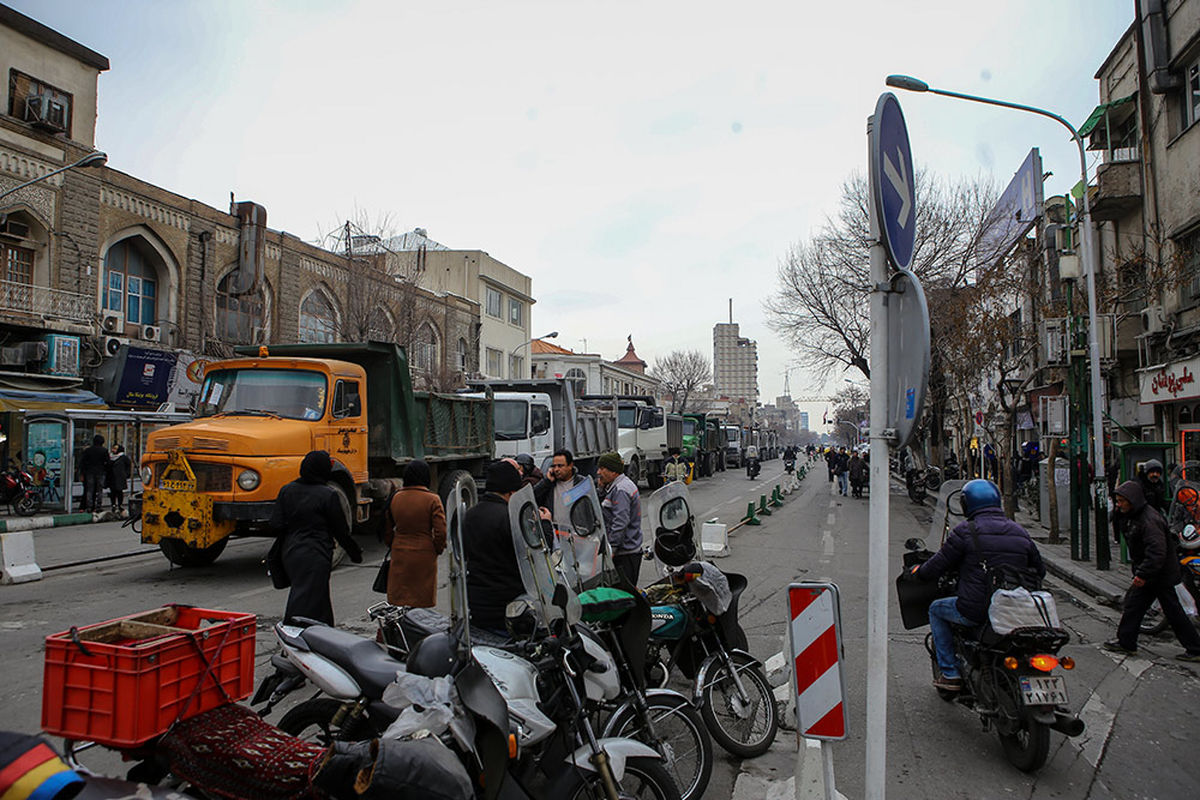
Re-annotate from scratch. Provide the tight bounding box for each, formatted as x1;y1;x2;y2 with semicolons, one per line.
138;341;492;566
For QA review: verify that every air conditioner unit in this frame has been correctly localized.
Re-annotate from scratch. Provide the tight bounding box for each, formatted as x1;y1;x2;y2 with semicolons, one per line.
1142;305;1166;335
103;336;127;358
25;91;66;132
101;311;124;334
40;334;80;377
141;324;162;343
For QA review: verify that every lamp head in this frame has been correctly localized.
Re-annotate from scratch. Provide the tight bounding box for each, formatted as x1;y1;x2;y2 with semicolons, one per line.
546;331;559;339
886;75;929;93
78;152;107;168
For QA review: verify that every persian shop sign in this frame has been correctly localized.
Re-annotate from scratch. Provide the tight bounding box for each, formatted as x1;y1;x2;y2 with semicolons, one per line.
1140;356;1200;404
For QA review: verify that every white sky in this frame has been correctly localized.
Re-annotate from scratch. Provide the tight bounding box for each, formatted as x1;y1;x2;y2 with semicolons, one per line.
13;0;1133;430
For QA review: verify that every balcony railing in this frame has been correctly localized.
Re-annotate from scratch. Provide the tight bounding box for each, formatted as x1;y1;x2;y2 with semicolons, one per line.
0;279;93;324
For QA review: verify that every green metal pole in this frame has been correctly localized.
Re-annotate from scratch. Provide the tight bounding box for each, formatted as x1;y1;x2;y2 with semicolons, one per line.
1066;280;1081;560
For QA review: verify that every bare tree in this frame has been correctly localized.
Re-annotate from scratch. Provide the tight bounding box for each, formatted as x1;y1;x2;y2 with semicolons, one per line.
652;350;712;413
831;384;869;445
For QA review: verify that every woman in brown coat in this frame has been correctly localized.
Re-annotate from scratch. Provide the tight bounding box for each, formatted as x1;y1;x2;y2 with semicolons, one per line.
385;460;447;607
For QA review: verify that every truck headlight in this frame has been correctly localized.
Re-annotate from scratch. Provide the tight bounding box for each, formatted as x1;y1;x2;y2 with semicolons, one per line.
140;466;153;485
237;469;261;491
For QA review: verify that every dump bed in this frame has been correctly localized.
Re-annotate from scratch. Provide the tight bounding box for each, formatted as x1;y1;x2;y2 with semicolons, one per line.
236;342;492;467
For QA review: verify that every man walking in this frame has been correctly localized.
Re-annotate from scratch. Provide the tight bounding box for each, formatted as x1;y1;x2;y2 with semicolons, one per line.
1104;481;1200;662
78;435;109;513
596;452;643;588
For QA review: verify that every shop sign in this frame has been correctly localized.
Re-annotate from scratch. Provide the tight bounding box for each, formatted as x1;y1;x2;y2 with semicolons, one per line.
114;347;178;408
1140;356;1200;404
167;352;209;411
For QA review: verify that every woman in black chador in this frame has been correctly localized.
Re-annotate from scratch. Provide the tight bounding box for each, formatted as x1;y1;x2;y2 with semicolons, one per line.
270;450;362;624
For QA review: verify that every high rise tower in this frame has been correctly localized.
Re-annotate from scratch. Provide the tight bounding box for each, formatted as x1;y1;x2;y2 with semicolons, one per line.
713;320;758;408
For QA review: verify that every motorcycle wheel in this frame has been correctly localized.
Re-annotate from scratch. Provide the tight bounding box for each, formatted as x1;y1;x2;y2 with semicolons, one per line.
548;755;681;800
699;654;778;758
1140;600;1169;635
606;694;713;800
277;698;374;746
999;720;1050;773
14;491;39;516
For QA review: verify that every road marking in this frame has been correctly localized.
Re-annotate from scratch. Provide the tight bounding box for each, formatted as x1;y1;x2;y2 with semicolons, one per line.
822;530;834;558
826;512;836;526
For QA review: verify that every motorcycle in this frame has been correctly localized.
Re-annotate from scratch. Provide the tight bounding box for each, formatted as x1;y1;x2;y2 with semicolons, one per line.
1;460;40;516
898;536;1085;772
784;457;796;475
642;483;779;758
746;458;760;480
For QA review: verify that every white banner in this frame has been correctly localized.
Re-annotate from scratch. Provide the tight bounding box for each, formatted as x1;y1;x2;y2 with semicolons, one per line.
1139;356;1200;405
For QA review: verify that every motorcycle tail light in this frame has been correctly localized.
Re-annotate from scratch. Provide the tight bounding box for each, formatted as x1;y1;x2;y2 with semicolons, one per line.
1060;656;1075;670
707;614;717;624
1030;655;1059;672
1003;656;1020;670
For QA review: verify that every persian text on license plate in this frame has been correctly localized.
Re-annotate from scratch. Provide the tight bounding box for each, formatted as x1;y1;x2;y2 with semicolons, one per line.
1019;675;1068;705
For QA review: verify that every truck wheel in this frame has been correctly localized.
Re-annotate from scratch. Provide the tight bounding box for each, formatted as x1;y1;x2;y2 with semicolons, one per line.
438;469;478;527
159;537;227;568
626;457;641;486
705;453;716;477
327;482;354;568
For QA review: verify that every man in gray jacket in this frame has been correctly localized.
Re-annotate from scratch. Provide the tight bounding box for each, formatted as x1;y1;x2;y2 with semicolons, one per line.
596;451;643;587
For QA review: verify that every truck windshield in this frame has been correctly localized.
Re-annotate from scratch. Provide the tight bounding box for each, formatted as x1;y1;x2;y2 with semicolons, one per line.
494;399;528;440
682;419;697;436
196;369;328;420
617;406;638;429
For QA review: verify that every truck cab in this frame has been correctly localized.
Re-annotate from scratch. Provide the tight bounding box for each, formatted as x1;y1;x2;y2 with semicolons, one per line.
480;391;554;465
583;394;674;489
722;423;743;468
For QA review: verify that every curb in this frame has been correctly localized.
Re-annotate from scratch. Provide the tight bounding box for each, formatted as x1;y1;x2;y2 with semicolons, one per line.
0;512;101;533
1040;551;1124;607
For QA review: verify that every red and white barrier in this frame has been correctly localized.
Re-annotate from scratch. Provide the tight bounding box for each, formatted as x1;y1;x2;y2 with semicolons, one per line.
787;582;847;800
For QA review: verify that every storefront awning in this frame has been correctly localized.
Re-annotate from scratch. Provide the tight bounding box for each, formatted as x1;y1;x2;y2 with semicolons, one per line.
1078;93;1137;137
0;388;107;413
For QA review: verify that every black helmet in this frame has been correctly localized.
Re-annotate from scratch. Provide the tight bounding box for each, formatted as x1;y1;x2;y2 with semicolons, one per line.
515;453;535;474
959;479;1002;518
406;631;457;678
653;525;696;567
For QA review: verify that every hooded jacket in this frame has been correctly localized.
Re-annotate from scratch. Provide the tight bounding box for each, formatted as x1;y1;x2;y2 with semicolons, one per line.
916;507;1046;622
1115;480;1181;584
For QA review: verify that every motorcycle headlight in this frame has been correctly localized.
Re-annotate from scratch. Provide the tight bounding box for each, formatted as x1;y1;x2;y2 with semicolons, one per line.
140;466;153;485
237;469;261;491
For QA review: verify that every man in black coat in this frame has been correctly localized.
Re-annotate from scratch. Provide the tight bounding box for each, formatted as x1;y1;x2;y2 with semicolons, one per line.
913;479;1046;691
108;444;132;514
78;435;110;512
269;450;363;625
1104;481;1200;661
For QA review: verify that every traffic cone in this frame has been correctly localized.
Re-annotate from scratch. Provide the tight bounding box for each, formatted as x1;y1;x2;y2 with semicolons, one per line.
742;502;761;525
758;494;773;516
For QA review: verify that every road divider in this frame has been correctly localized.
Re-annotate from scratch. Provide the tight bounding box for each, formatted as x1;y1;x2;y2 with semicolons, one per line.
0;531;42;584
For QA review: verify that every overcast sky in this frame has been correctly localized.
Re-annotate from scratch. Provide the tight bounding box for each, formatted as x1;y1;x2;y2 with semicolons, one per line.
13;0;1133;429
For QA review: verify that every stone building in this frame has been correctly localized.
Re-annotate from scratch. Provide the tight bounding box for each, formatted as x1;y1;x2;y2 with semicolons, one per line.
530;338;659;398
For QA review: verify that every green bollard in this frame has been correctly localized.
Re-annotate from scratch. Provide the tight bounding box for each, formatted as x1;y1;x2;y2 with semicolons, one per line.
758;494;773;516
771;486;783;507
742;502;761;525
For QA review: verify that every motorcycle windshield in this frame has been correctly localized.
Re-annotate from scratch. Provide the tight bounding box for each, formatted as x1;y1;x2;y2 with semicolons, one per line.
507;484;581;627
646;482;699;571
556;476;612;592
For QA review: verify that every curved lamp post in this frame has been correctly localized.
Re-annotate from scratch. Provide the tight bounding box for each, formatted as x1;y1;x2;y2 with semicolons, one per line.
0;151;107;202
514;331;558;378
886;75;1109;568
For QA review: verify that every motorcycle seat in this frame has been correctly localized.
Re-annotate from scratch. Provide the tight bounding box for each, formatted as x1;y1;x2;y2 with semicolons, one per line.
397;608;510;650
302;626;405;698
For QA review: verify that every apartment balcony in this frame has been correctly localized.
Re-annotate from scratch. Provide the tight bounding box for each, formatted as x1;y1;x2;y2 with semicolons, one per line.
1090;152;1143;222
0;279;93;326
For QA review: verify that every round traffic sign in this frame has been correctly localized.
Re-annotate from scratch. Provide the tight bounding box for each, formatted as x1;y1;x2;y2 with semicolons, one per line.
886;268;929;449
871;93;916;271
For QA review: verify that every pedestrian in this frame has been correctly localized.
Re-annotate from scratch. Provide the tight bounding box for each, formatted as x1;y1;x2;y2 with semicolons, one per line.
515;453;543;488
384;460;446;608
268;450;363;625
1103;481;1200;662
534;448;587;530
1137;459;1168;513
835;447;850;496
595;451;643;588
825;448;836;483
663;448;689;484
848;451;866;498
108;444;131;514
77;434;109;512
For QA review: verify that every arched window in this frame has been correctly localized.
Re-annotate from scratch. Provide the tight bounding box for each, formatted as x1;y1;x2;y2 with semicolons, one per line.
103;238;159;324
565;367;587;397
215;271;266;344
367;306;394;342
1183;405;1194;425
412;322;439;373
299;290;338;343
456;337;468;371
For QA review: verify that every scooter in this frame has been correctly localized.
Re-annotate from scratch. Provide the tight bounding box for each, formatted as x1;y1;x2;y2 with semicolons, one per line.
1;460;40;516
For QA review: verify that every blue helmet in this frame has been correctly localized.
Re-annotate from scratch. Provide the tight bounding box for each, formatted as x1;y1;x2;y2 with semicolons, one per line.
960;479;1002;518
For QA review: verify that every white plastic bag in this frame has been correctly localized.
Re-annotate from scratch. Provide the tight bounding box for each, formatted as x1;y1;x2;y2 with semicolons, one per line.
988;587;1060;635
1177;582;1198;617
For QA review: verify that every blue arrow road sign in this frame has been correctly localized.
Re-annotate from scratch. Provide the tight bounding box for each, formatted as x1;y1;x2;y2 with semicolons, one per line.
871;93;916;271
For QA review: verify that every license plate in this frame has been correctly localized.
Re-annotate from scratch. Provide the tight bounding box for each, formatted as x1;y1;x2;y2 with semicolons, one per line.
1019;675;1068;705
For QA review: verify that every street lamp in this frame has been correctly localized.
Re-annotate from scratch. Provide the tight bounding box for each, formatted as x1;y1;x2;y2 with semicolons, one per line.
0;151;107;203
886;74;1110;569
513;331;558;379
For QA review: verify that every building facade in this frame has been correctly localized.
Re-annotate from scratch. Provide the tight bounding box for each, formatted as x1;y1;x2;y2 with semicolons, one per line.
530;339;659;398
712;322;758;408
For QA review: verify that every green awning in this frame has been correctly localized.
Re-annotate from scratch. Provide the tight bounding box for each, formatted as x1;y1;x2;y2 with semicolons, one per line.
1078;92;1137;137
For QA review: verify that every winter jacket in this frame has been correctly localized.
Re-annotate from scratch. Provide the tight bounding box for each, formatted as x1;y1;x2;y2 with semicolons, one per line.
465;492;551;630
601;473;643;556
385;486;447;608
916;507;1045;622
78;444;109;477
1116;481;1181;585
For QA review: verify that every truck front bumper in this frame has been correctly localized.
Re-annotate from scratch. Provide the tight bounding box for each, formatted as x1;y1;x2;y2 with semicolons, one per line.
140;494;272;547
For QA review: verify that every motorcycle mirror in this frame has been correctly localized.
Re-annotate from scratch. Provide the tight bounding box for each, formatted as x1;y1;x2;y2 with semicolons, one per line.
904;537;926;551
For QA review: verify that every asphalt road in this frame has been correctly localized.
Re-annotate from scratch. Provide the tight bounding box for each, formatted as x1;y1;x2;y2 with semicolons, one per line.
2;460;1199;799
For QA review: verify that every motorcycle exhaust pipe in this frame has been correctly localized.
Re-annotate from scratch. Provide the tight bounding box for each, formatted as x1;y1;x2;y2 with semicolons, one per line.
1050;710;1085;737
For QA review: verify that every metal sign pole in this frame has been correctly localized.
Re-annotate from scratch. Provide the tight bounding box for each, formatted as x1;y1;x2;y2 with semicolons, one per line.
865;111;890;800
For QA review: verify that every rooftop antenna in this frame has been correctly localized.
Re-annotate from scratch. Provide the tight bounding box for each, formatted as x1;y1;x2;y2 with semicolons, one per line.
783;369;792;397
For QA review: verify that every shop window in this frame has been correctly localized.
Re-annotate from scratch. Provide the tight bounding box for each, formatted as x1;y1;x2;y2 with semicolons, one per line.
298;289;338;343
8;70;72;136
215;271;265;344
103;238;159;324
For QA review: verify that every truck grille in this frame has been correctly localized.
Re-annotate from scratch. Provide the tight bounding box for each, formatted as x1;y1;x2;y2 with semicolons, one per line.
158;461;232;492
192;437;229;451
156;436;181;449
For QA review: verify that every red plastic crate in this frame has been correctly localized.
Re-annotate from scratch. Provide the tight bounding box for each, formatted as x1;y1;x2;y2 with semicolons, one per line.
41;605;256;748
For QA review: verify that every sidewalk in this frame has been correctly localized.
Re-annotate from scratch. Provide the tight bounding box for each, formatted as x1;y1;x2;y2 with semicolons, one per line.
0;509;118;533
1012;506;1128;607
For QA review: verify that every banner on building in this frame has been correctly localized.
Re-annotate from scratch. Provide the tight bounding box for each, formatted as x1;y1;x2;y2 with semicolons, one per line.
1140;356;1200;405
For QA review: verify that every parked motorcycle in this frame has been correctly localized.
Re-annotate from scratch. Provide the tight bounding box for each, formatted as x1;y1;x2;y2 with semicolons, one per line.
1;460;40;516
898;537;1085;772
642;483;779;758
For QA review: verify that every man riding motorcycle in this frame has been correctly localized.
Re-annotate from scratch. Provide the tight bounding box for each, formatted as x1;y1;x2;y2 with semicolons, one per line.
910;479;1046;691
